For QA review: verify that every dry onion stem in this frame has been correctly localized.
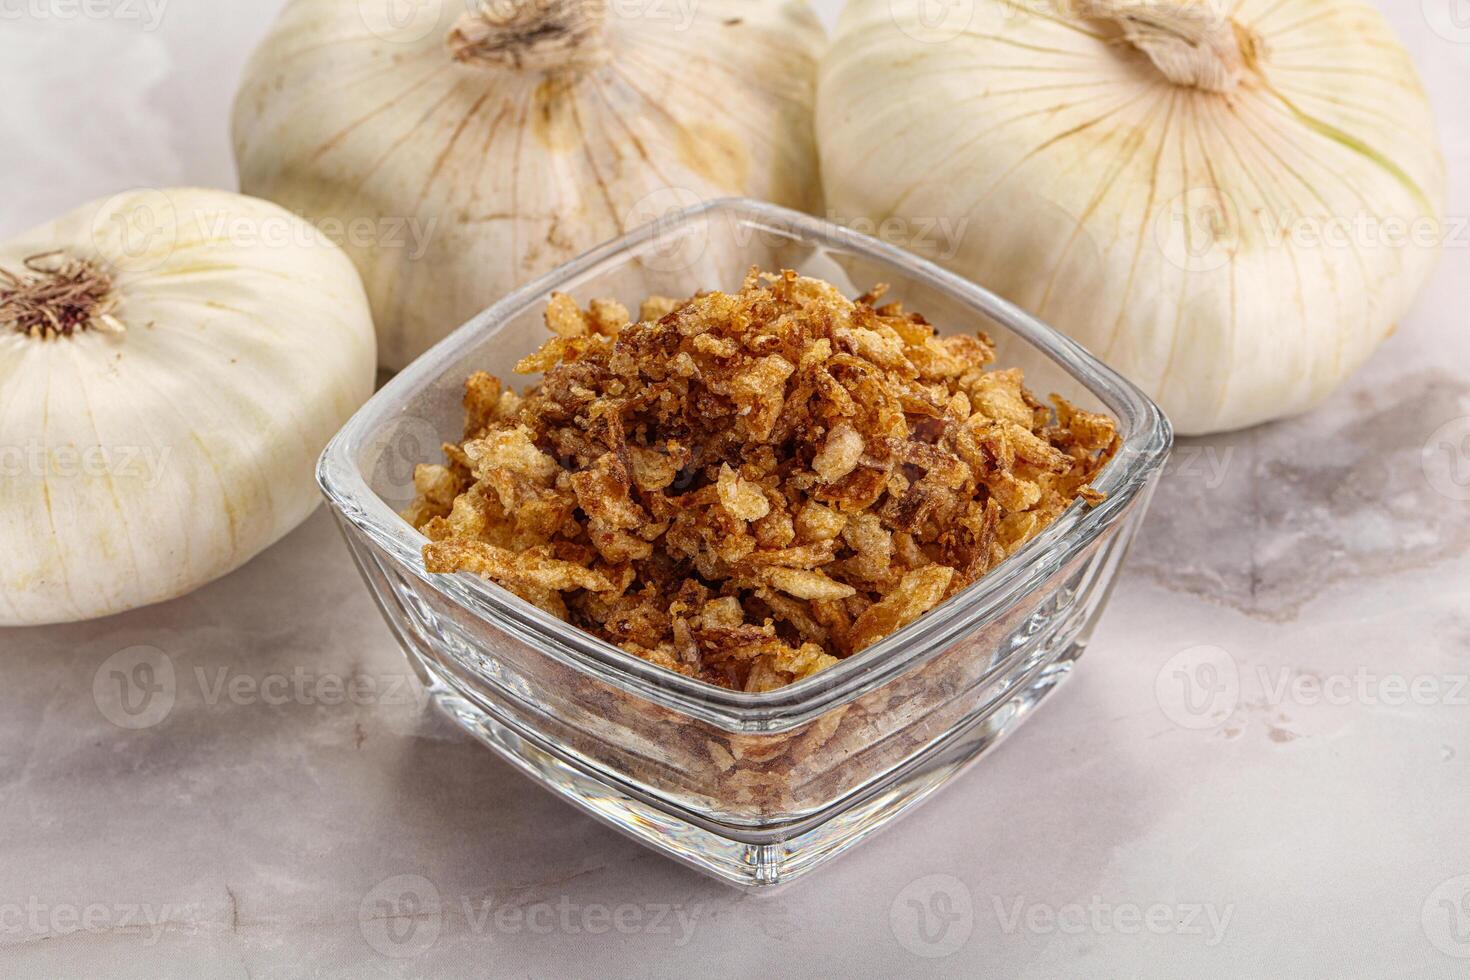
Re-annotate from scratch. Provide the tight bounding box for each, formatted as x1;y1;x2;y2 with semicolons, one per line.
447;0;610;74
0;251;125;340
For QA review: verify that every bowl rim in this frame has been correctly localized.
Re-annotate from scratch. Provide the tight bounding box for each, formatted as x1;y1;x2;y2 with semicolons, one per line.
318;197;1173;729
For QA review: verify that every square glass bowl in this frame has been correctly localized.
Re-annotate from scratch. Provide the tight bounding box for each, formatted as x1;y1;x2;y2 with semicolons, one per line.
318;199;1172;888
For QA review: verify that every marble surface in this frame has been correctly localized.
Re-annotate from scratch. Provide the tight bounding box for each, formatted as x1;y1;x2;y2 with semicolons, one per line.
3;2;1469;977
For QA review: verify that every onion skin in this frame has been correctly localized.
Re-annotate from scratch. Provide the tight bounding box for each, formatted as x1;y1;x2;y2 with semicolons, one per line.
0;189;376;626
233;0;826;371
818;0;1446;435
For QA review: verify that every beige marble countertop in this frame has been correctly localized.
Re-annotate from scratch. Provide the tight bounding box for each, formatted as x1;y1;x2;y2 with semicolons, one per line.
2;2;1469;977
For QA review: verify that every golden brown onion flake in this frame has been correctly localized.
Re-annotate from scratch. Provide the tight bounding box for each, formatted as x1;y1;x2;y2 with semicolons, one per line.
407;269;1118;691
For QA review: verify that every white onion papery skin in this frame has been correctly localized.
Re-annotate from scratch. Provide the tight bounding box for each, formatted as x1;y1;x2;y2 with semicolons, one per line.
818;0;1445;434
233;0;826;371
0;189;376;626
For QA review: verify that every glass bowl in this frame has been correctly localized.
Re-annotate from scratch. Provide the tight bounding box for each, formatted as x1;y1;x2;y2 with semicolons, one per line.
317;199;1172;889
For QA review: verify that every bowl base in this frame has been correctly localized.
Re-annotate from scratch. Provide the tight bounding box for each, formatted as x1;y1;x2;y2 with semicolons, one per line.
420;641;1084;890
